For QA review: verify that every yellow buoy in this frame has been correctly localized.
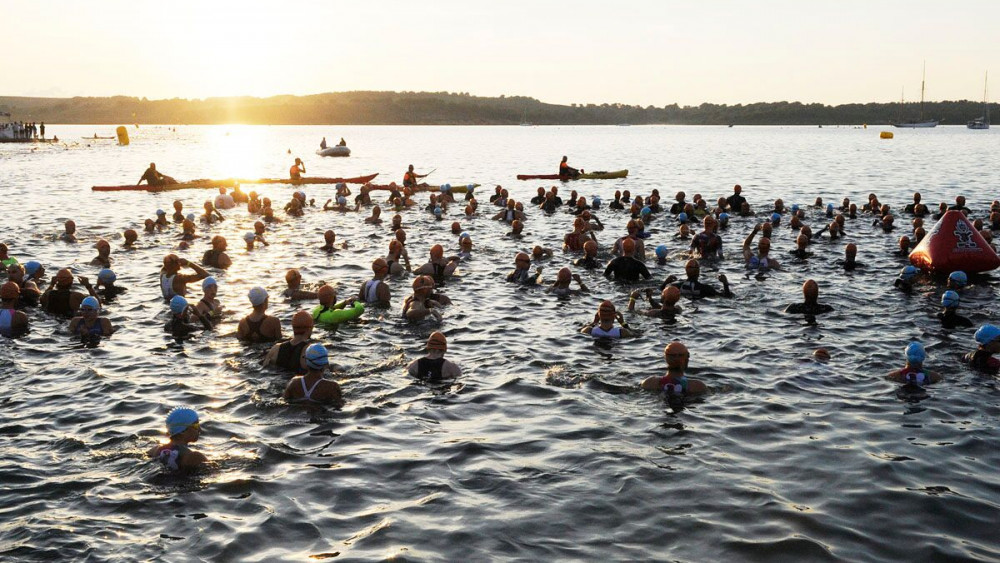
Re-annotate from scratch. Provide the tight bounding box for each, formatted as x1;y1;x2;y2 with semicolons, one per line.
880;131;893;139
116;126;129;146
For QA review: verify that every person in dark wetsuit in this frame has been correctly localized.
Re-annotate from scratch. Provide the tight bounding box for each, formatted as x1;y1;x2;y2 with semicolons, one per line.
964;324;1000;373
726;185;746;212
407;331;461;381
40;268;97;318
202;236;232;269
575;240;602;270
414;244;458;284
660;259;732;299
837;243;864;271
283;344;343;406
194;277;222;323
237;287;282;342
937;291;973;329
137;162;176;187
559;156;580;178
894;265;918;293
148;407;207;473
784;279;834;315
603;238;651;283
903;192;921;214
164;295;212;336
264;310;315;372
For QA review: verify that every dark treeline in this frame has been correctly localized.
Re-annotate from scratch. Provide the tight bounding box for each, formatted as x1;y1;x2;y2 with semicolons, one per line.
0;91;995;125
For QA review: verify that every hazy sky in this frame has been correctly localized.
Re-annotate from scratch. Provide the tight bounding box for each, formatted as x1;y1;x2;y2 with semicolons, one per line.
2;0;995;106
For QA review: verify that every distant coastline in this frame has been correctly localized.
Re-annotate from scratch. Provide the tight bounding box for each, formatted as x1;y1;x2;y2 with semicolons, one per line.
0;91;994;126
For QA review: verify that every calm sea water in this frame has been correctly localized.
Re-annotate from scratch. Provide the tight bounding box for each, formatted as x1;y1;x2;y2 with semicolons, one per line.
1;124;999;561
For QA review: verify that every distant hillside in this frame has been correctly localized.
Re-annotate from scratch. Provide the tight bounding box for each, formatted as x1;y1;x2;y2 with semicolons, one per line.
0;91;994;126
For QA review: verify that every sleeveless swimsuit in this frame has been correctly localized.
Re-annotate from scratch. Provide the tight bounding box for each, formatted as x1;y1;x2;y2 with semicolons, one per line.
590;325;623;339
155;443;191;472
416;357;446;381
160;273;176;300
276;339;309;371
0;309;14;337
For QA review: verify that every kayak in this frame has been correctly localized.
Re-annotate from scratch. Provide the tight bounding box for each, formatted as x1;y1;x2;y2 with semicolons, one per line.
81;136;116;140
92;173;379;192
516;169;629;181
316;146;350;157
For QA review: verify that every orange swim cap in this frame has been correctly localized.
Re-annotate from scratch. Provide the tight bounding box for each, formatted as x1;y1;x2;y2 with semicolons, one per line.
0;281;19;299
413;275;435;291
292;310;315;328
622;238;636;255
285;269;300;283
372;258;389;273
426;331;447;351
430;244;444;259
318;284;336;303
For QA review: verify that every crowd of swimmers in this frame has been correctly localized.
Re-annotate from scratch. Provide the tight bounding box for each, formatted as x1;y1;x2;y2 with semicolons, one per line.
0;120;44;140
4;167;1000;473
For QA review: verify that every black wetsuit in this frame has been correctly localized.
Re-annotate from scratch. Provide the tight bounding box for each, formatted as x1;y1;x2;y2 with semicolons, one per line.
45;288;73;317
662;278;728;299
275;339;310;371
575;256;602;269
603;256;651;282
202;249;223;268
785;302;834;315
937;310;973;329
416;357;446;381
726;193;746;211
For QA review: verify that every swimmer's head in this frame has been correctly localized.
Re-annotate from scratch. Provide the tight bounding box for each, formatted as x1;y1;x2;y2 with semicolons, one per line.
460;237;473;250
718;213;729;227
412;275;435;293
55;268;73;288
318;284;336;306
905;341;926;365
655;244;668;259
323;230;335;244
285;268;301;285
583;240;597;257
813;348;831;362
22;260;41;278
941;290;960;309
685;259;700;278
243;232;256;244
899;265;918;282
169;295;188;315
97;268;116;285
389;239;403;254
80;296;99;312
292;310;315;335
758;237;771;254
202;276;217;291
803;279;819;301
372;258;389;275
124;229;138;243
677;213;688;223
622;238;636;256
557;267;572;283
166;407;200;437
426;331;448;351
532;246;546;259
0;281;19;300
248;286;268;307
514;252;531;267
948;270;968;288
430;244;444;259
662;285;680;305
512;219;523;233
975;324;1000;346
451;221;461;234
663;341;690;369
845;243;857;258
770;212;781;225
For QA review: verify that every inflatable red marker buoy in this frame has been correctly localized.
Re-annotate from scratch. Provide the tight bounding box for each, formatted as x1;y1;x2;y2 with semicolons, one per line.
910;210;1000;274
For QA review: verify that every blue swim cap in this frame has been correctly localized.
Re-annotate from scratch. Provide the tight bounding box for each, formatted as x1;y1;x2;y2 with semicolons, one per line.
827;203;834;211
202;276;217;290
900;265;918;281
433;206;442;216
441;184;451;193
459;232;470;240
98;268;116;284
770;212;781;223
248;287;268;307
975;324;1000;345
170;295;188;314
467;184;475;191
80;296;99;311
166;407;199;437
641;206;651;216
337;196;347;205
24;260;42;277
949;270;968;287
336;183;346;190
655;244;668;258
156;209;165;216
186;213;196;222
941;290;960;308
905;341;926;364
791;204;800;212
304;343;329;369
592;196;602;206
678;213;688;223
719;212;730;221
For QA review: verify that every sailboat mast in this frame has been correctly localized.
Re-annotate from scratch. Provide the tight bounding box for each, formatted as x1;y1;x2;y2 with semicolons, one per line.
920;61;926;120
986;71;990;122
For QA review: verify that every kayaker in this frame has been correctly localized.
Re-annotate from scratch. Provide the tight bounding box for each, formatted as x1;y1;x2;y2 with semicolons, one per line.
403;165;428;188
136;163;176;187
320;137;327;149
289;158;306;180
559;156;581;178
338;138;347;147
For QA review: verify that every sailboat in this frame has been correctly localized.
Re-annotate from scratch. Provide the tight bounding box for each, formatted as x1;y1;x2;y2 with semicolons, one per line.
519;110;533;126
892;62;939;128
967;72;990;130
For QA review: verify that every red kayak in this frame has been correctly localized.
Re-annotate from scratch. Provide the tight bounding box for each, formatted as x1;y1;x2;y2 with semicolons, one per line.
92;173;379;192
517;170;628;181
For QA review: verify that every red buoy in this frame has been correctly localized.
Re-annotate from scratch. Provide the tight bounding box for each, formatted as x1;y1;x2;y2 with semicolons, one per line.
910;210;1000;274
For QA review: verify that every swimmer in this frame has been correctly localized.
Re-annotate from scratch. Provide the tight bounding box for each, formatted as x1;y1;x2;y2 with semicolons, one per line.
155;209;169;228
564;217;597;253
148;407;207;473
964;324;1000;373
726;185;746;211
609;191;625;211
89;239;112;267
286;197;304;217
533;245;554;262
743;224;780;276
365;205;383;225
214;187;236;210
506;219;525;239
96;268;125;299
283;269;321;301
895;236;912;256
283;344;344;405
41;269;98;317
402;276;444;322
887;342;942;384
323;196;354;212
547;267;589;296
661;259;732;298
530;187;546;205
789;233;812;260
603;238;651;283
7;264;40;307
244;231;269;251
640;341;708;397
838;243;863;271
414;244;459;284
612;220;645;260
354;184;372;208
68;296;114;344
237;287;283;342
290;157;306;180
581;300;635;338
0;244;15;269
202;236;232;269
630;286;682;318
123;228;138;249
165;295;211;335
143;218;157;234
894;265;919;293
507;252;542;285
949;195;971;215
0;282;29;337
575;240;601;269
60;220;77;243
194;277;223;322
385;240;411;275
539;191;559;213
454;236;474;261
264;310;315;372
580;210;604;232
359;258;392;307
669;192;686;214
937;291;972;329
159;254;209;300
675;222;691;240
172;200;185;222
407;331;462;381
784;279;834;315
946;270;968;291
904;192;921;214
690;216;723;259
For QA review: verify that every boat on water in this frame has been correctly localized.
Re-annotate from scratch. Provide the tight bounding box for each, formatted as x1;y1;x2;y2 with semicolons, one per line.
517;169;629;181
968;72;990;130
92;173;379;192
892;63;939;128
316;146;350;157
